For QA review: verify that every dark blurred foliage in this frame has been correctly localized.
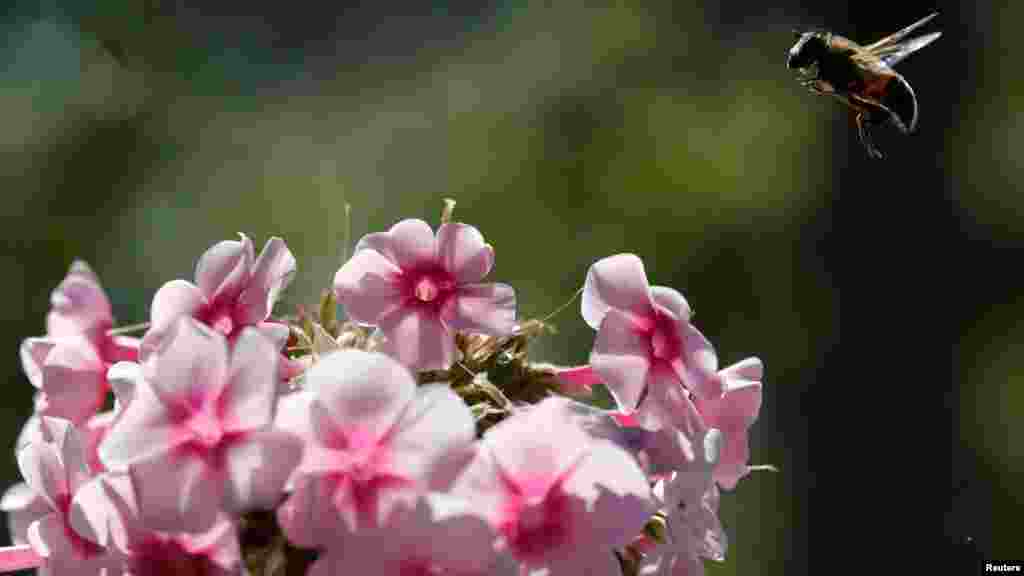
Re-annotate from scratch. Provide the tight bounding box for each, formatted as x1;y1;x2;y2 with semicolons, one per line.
1;0;1018;573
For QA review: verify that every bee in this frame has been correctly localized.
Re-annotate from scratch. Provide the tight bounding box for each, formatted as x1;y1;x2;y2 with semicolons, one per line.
787;12;941;159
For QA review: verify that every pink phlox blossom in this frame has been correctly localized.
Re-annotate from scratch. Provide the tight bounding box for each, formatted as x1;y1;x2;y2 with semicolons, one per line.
275;349;475;548
692;358;764;491
20;261;140;425
333;218;517;371
139;234;296;385
7;416;121;575
450;396;655;575
581;254;719;430
71;472;245;576
308;491;517;576
638;428;727;576
99;317;303;533
551;364;603;396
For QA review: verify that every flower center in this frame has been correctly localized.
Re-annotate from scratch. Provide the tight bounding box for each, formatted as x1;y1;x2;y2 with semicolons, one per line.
414;276;440;302
185;411;224;449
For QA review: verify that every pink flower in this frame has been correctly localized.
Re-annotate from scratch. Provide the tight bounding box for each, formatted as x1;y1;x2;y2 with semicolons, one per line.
20;261;140;424
140;234;295;377
639;427;726;576
71;472;244;576
333;219;516;371
11;417;120;575
692;358;764;490
275;349;475;548
308;492;517;576
99;318;303;533
450;397;655;575
582;254;718;429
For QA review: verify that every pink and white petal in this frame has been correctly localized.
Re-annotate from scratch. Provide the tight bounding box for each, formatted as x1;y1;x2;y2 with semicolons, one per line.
377;307;456;372
0;544;42;572
1;483;51;545
436;223;495;283
355;219;437;270
677;325;719;400
448;446;507;526
20;338;57;389
17;442;68;508
304;350;417;439
419;493;500;573
333;249;404;325
590;309;652;412
581;254;654;330
103;335;140;364
105;362;141;410
25;513;65;560
542;548;623;576
220;328;279;432
386;384;475;488
223;429;303;513
46;261;112;338
649;286;692;324
253;321;290;351
720;357;762;384
639;369;694;432
449;282;517;336
39;344;106;424
276;476;342;548
194;234;253;301
130;451;222;534
149;318;230;411
149;280;206;331
67;475;120;549
180;517;243;573
552;364;603;396
484;398;591;483
97;381;177;470
236;237;296;325
563;440;654;550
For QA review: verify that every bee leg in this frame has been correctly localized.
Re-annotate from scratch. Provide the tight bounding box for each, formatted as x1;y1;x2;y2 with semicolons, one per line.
856;113;884;160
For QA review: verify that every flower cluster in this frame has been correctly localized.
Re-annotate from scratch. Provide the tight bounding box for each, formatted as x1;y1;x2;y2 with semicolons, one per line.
1;202;771;575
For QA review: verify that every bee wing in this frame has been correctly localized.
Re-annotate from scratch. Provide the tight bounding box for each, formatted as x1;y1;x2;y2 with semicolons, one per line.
870;32;942;67
863;12;939;52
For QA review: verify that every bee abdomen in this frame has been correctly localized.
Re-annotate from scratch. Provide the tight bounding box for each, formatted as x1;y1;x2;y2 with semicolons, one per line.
880;75;918;134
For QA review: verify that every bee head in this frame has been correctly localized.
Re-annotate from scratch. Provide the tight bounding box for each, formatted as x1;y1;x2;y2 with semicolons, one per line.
787;31;827;69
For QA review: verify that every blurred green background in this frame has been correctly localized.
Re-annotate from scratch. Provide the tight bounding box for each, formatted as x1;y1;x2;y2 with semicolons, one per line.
1;0;1017;572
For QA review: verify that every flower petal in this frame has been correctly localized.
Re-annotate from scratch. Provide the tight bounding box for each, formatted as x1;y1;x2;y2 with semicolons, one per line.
590;308;651;412
220;328;278;432
563;440;654;550
355;219;437;270
582;254;653;330
276;476;341;548
386;384;475;490
649;286;692;324
16;443;64;510
552;365;603;396
449;282;517;336
333;249;404;325
148;318;229;412
98;379;176;470
130;451;222;533
148;280;206;331
1;483;50;545
436;223;495;283
39;342;105;424
194;233;253;301
484;397;591;483
223;429;303;513
46;261;112;338
236;237;296;325
377;306;456;372
20;338;56;389
305;350;417;442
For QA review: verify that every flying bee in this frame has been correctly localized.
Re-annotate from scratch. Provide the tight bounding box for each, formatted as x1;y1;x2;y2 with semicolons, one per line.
787;12;941;159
